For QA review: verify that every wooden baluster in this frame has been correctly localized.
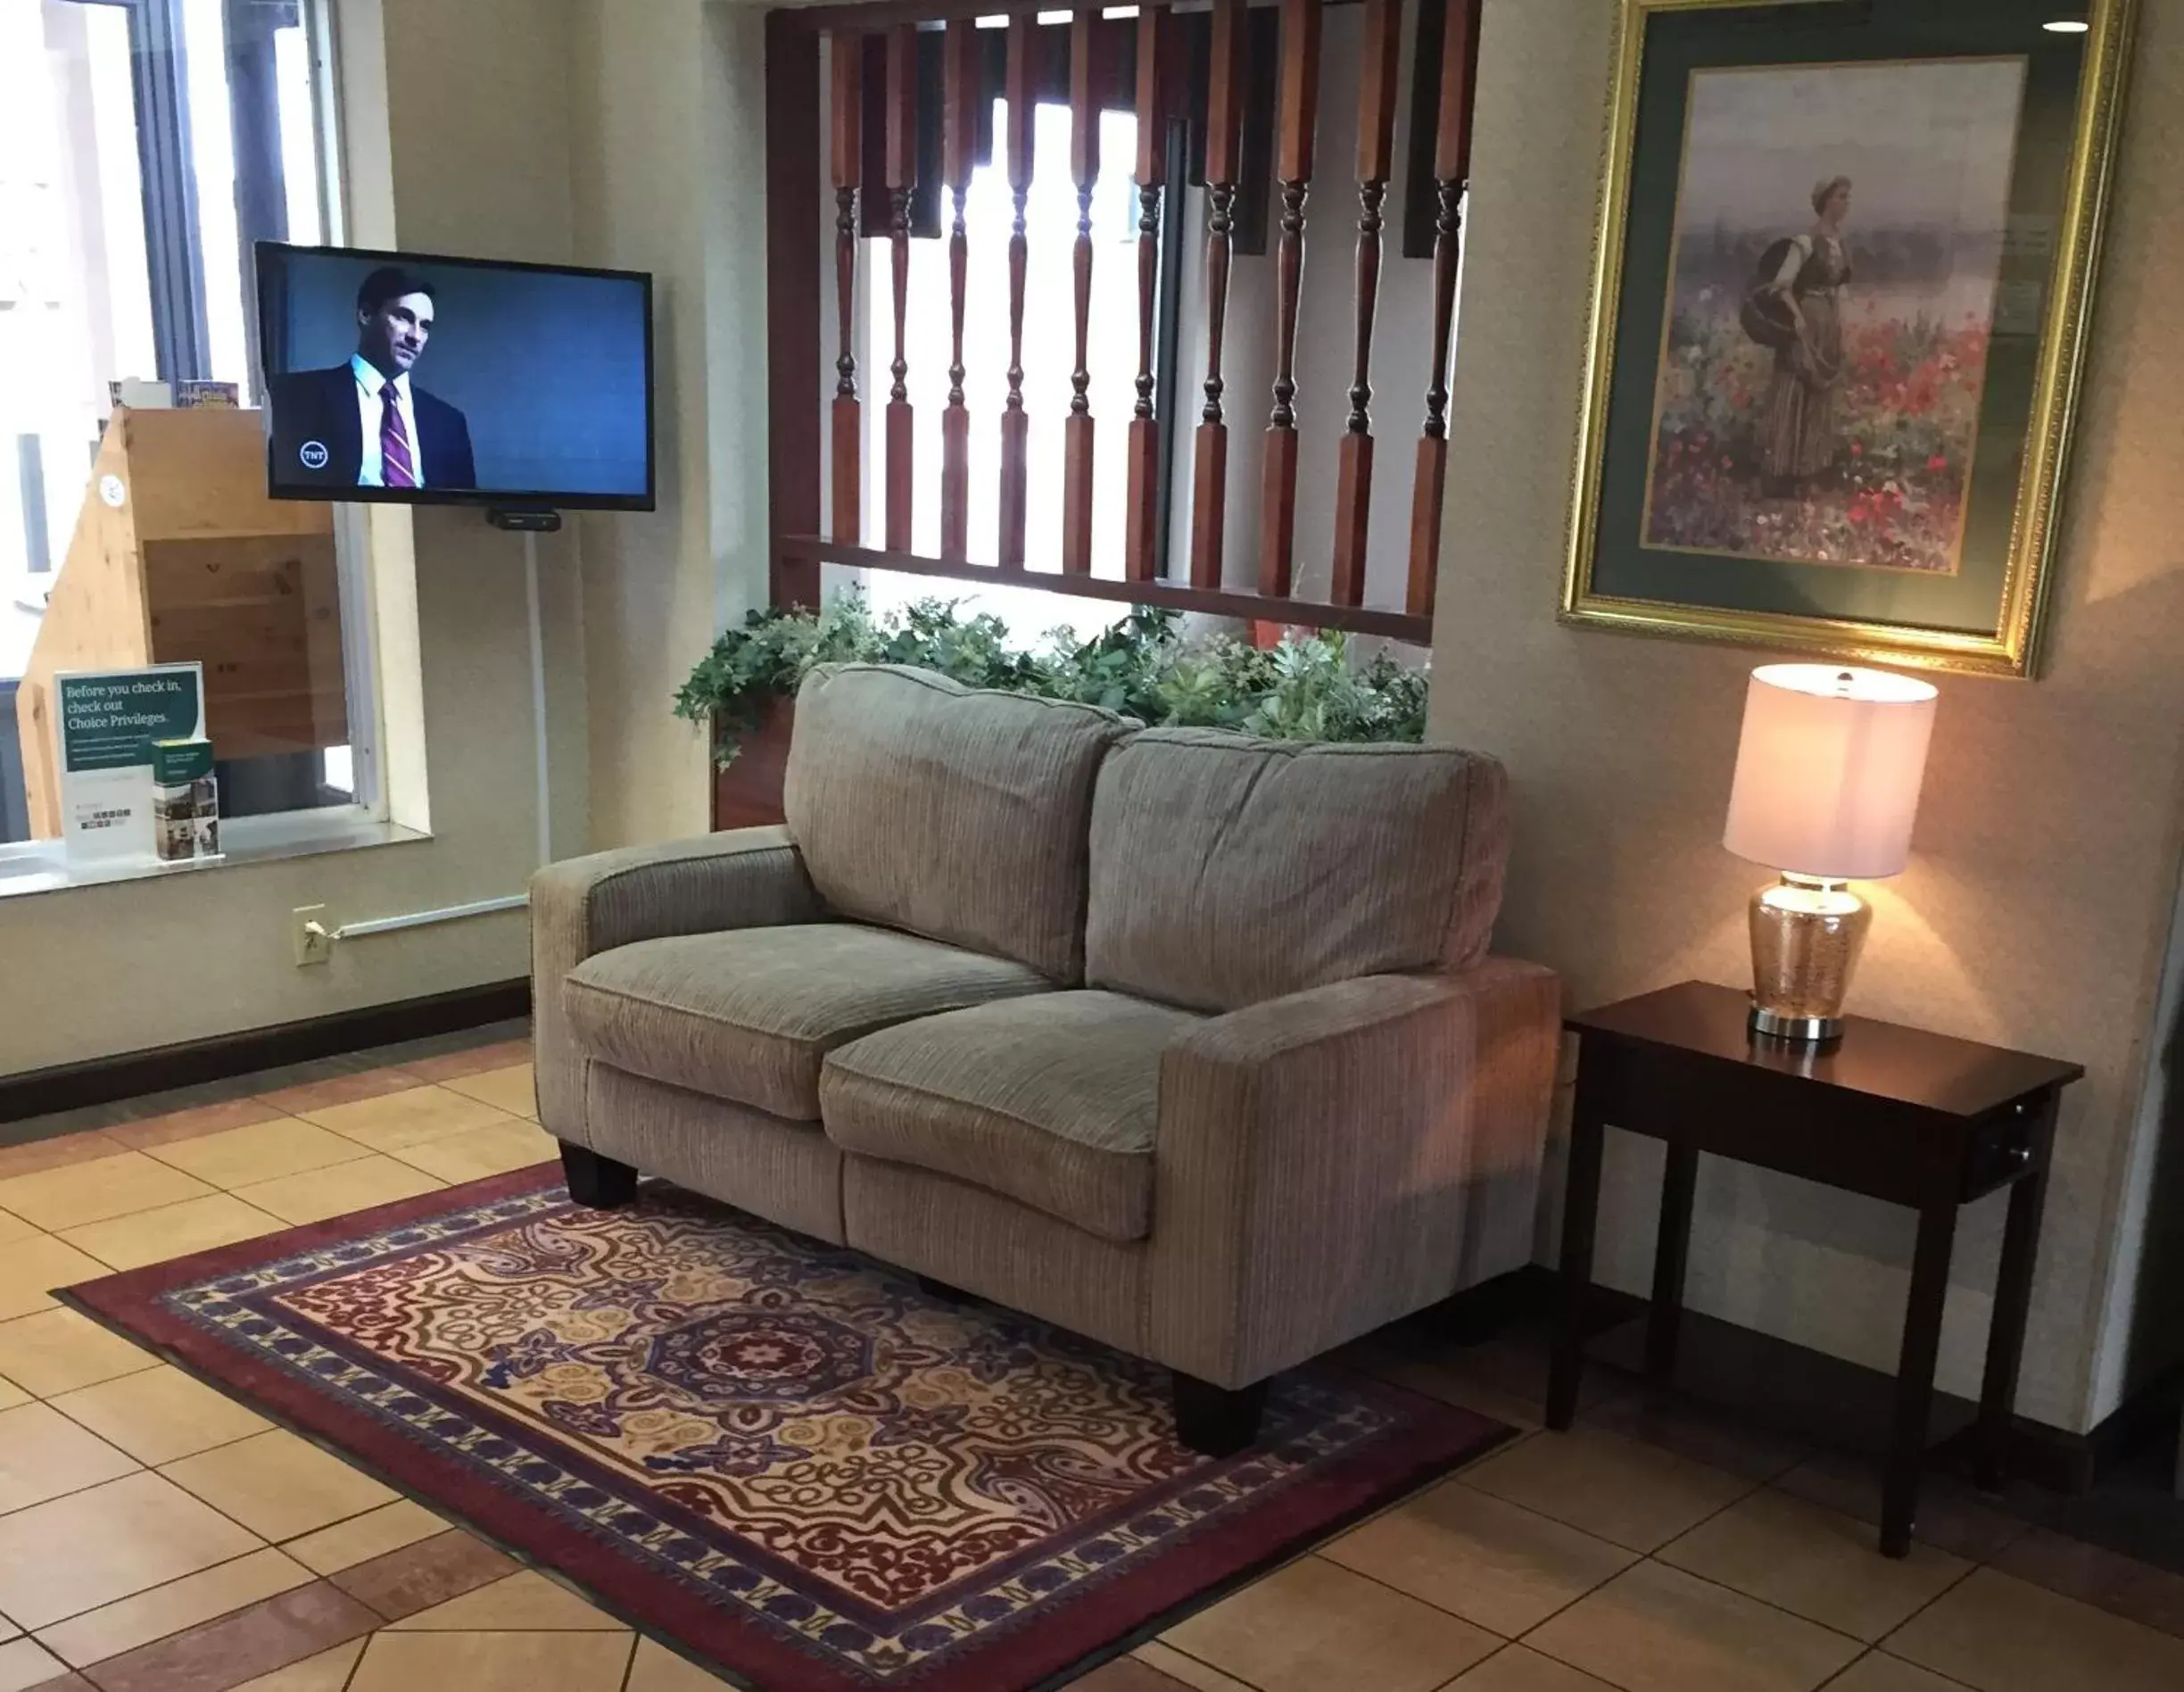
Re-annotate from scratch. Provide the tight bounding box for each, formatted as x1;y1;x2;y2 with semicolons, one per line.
1330;0;1402;607
884;25;917;552
830;31;862;544
1259;0;1321;599
1062;8;1099;576
1190;0;1245;591
1406;0;1480;618
1125;4;1170;583
940;20;976;560
998;16;1035;568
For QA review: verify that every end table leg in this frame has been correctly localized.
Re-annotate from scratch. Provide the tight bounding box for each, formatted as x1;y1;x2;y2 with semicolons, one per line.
1883;1204;1958;1558
1647;1144;1700;1379
1977;1103;2056;1491
1548;1098;1607;1432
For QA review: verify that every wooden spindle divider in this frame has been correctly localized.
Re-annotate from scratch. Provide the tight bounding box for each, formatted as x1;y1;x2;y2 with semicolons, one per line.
998;16;1035;568
884;23;917;552
1189;0;1245;592
939;18;976;560
1125;4;1170;583
1062;7;1099;575
1329;0;1402;607
1258;0;1321;600
1406;0;1480;619
829;30;863;545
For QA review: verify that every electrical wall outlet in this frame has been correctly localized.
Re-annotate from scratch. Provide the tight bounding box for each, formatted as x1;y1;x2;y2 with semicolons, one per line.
293;905;333;967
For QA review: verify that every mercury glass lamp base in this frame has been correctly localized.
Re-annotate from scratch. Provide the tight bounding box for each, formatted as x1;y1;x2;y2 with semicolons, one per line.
1747;873;1871;1046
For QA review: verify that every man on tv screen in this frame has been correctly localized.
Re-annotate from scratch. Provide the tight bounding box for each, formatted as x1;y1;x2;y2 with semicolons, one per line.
269;266;476;491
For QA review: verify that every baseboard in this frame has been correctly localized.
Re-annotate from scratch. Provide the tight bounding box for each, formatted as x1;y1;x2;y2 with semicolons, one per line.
0;980;531;1129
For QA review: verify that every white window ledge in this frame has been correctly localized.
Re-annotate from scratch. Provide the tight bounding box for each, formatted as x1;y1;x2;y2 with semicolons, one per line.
0;809;429;901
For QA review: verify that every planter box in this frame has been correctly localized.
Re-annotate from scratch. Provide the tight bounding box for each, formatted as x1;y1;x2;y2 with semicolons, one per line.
710;701;792;831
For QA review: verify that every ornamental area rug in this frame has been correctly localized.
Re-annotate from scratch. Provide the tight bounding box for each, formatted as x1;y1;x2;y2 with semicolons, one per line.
65;1168;1511;1691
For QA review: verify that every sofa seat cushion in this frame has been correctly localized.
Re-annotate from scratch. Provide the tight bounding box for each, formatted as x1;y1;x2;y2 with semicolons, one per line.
562;924;1053;1122
820;991;1202;1243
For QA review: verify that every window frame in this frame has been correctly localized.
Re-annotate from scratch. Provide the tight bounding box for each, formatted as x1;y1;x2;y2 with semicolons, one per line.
0;0;389;869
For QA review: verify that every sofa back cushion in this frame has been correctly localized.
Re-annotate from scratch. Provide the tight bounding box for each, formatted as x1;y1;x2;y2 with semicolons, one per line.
784;664;1134;981
1084;728;1510;1011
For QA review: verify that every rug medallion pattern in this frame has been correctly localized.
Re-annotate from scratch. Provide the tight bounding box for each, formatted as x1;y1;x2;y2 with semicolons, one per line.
78;1177;1507;1689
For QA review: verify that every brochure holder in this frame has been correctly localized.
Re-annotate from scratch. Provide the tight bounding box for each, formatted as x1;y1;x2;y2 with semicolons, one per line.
15;406;347;839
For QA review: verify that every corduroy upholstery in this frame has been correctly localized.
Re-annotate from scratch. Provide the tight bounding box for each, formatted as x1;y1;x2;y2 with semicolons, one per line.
783;664;1134;981
1148;960;1562;1386
531;666;1559;1406
586;1065;847;1245
563;925;1052;1122
529;825;821;1148
842;1156;1150;1359
822;992;1202;1243
1084;730;1510;1012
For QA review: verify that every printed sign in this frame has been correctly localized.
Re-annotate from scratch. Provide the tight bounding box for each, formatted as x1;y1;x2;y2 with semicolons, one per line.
54;664;208;864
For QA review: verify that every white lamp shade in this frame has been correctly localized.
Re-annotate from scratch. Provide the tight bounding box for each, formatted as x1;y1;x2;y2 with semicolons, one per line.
1722;664;1938;880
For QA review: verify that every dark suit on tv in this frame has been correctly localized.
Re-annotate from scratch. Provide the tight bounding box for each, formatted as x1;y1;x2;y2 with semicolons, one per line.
269;364;477;490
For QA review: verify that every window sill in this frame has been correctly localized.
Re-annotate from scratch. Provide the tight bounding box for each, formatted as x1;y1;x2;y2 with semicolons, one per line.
0;809;429;902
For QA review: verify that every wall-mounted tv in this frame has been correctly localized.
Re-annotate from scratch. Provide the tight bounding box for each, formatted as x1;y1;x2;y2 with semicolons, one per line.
256;242;655;511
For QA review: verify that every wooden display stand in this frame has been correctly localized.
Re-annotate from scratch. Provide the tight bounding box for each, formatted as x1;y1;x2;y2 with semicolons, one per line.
15;406;347;839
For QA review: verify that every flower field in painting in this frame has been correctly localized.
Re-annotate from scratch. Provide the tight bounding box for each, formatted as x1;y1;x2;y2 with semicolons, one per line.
1642;284;1992;574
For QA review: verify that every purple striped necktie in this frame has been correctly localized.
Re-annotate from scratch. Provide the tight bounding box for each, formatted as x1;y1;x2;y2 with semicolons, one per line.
380;381;418;488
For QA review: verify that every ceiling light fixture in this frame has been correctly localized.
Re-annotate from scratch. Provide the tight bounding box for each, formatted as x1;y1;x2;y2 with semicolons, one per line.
2043;18;2091;30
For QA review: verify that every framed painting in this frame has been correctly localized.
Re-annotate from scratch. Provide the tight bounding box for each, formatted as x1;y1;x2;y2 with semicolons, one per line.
1561;0;2136;676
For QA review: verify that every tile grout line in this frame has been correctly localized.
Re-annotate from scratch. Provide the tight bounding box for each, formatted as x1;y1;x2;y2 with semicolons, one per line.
28;1545;318;1672
1150;1636;1273;1692
1431;1455;1952;1675
1857;1547;1985;1661
1814;1644;1986;1692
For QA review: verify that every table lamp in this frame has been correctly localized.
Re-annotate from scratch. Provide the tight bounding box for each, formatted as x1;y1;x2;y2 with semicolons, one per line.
1722;664;1939;1042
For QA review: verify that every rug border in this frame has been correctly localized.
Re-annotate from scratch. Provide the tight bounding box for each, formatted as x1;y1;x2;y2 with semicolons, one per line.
59;1169;1518;1692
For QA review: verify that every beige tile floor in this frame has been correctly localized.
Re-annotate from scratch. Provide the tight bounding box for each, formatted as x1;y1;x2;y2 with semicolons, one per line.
3;1034;2182;1691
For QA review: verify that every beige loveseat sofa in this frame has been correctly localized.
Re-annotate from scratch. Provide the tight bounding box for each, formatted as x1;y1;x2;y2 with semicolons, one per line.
532;664;1559;1452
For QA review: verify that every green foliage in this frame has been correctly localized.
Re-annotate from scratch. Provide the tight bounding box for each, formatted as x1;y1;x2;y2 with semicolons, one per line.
674;588;1429;763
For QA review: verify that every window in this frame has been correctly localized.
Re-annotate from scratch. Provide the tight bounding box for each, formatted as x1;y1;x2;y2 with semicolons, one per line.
2;0;366;850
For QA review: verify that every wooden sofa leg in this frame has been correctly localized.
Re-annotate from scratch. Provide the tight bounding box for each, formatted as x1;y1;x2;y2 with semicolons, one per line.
560;1143;638;1209
1171;1373;1269;1458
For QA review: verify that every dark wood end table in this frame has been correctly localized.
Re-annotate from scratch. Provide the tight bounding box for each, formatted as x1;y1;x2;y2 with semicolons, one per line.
1548;980;2083;1557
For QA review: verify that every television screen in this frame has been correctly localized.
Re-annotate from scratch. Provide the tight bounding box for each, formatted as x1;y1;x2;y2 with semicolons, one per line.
256;243;654;510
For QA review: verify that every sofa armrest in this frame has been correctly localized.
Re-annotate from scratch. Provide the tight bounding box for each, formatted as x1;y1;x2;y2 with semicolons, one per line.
1147;958;1560;1388
530;825;820;1139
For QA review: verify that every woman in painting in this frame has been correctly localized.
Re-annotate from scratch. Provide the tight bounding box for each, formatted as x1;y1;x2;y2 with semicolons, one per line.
1758;175;1852;494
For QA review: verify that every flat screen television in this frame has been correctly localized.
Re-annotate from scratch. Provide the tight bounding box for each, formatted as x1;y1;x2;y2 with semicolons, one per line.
256;242;655;511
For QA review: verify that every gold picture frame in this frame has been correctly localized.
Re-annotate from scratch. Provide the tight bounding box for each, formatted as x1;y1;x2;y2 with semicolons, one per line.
1560;0;2138;678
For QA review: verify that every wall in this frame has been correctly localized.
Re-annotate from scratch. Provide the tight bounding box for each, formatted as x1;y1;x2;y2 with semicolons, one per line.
1430;0;2184;1433
0;0;592;1074
570;0;772;855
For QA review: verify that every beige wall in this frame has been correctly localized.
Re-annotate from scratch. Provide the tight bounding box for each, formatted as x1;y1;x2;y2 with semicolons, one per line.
0;0;594;1074
570;0;772;855
1431;0;2184;1433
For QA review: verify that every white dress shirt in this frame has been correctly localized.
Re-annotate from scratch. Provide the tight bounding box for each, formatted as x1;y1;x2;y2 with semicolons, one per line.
351;354;424;487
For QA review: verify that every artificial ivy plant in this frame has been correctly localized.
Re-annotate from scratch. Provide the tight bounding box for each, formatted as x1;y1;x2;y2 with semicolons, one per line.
674;588;1429;765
